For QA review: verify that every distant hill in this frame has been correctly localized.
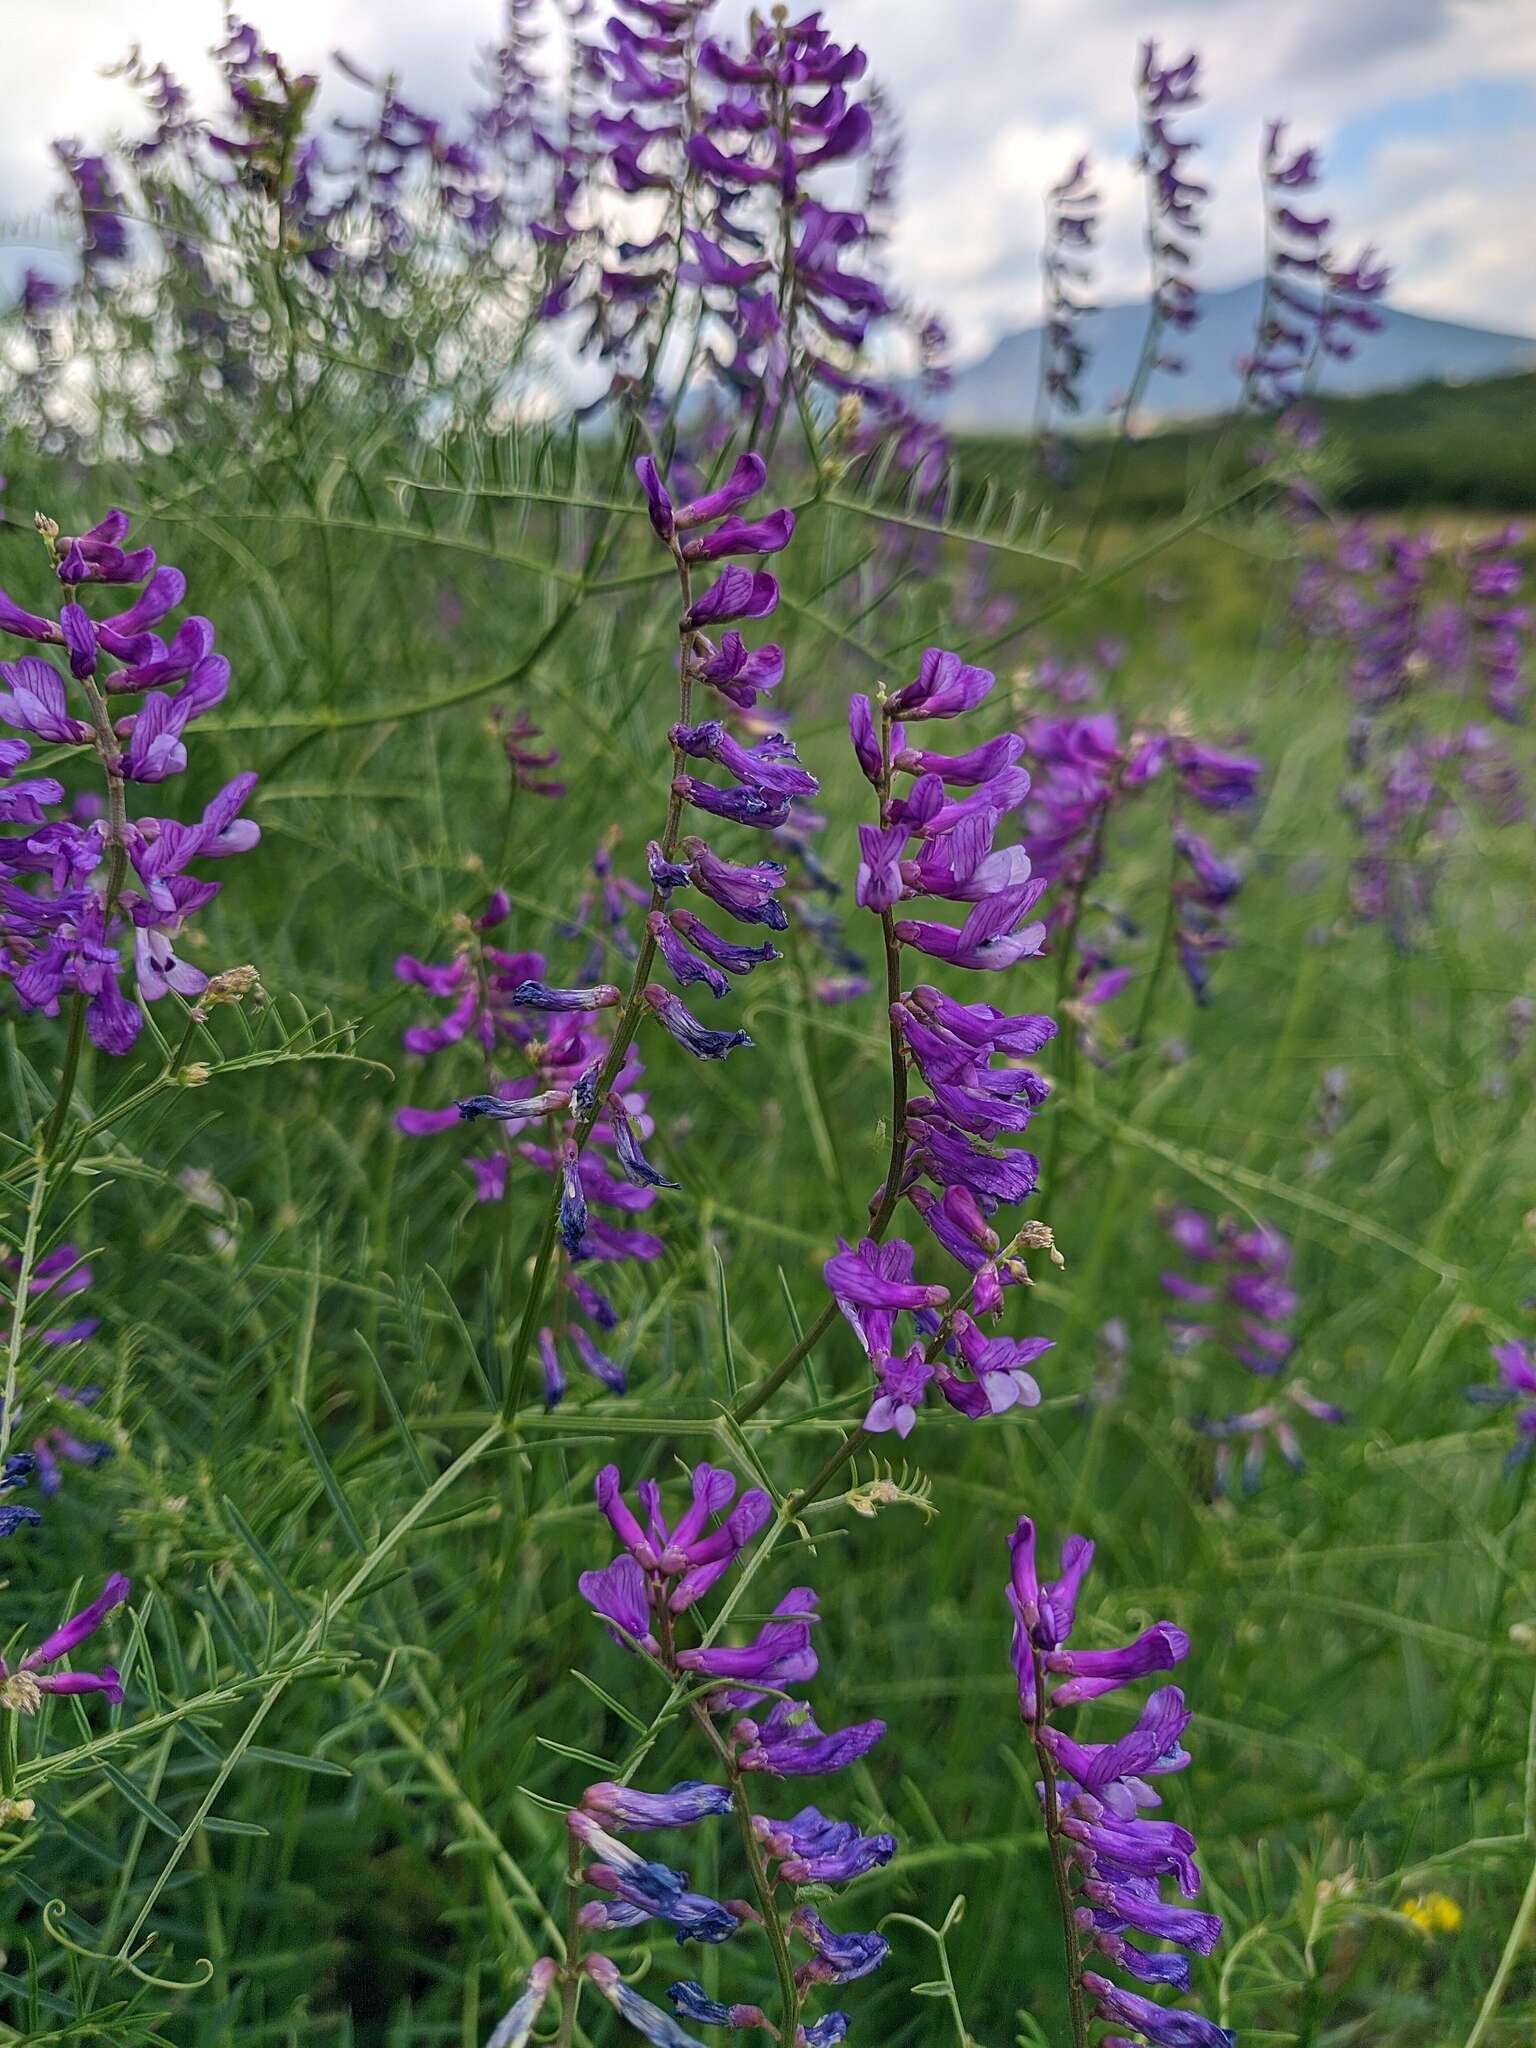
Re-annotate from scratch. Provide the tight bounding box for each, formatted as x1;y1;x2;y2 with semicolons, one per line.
942;279;1536;430
949;372;1536;514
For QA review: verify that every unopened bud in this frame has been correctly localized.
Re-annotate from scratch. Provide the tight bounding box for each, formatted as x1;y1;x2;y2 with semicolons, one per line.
196;965;262;1012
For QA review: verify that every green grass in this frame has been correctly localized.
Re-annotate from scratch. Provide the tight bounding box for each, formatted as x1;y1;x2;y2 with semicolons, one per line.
0;404;1532;2048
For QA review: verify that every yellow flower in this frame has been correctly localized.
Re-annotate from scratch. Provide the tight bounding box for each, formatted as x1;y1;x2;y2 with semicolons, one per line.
1401;1892;1463;1937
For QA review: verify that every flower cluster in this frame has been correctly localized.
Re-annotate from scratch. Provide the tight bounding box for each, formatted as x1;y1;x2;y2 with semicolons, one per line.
1161;1205;1344;1491
632;451;809;1061
1243;123;1387;411
394;884;664;1405
1462;525;1529;724
493;704;565;801
1007;1516;1232;2045
679;11;945;490
1021;713;1262;1010
555;1460;890;2042
1134;45;1206;376
1;1242;112;1516
1039;154;1100;438
0;510;258;1053
0;1571;129;1713
1295;519;1528;940
1466;1341;1536;1467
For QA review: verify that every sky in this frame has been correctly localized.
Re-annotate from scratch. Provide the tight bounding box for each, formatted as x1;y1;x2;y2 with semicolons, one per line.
3;0;1533;362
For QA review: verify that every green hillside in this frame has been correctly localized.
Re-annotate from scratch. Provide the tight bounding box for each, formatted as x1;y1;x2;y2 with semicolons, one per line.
954;371;1536;514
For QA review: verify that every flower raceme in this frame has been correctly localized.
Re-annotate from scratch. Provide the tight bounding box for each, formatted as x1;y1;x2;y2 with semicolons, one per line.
0;510;259;1053
1007;1517;1233;2046
1160;1203;1344;1492
833;649;1062;1433
394;878;665;1404
512;1460;895;2044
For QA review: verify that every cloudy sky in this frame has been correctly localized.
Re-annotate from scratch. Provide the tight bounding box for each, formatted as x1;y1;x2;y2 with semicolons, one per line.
3;0;1533;360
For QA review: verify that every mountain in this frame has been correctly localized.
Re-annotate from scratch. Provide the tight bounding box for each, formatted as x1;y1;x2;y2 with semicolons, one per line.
940;279;1536;431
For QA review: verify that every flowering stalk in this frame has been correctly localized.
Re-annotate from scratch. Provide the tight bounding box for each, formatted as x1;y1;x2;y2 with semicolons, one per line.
1084;45;1205;559
531;1460;893;2047
1006;1517;1232;2047
502;451;802;1415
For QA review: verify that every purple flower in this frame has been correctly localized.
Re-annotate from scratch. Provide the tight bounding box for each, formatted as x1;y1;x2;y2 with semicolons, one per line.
681;568;780;633
788;1907;889;1985
675;1588;819;1703
756;1806;896;1885
683;838;789;929
886;648;994;721
894;884;1048;971
733;1698;885;1778
667;1982;768;2030
643;983;753;1059
584;1956;715;2047
681;510;796;563
483;1959;558;2048
582;1780;734;1831
509;979;621;1011
863;1345;933;1437
1467;1340;1536;1465
1;1571;129;1706
1083;1974;1234;2047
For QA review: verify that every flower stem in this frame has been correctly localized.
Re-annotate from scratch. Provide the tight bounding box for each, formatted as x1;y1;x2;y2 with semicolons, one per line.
502;530;703;1418
1029;1643;1090;2048
554;1832;585;2048
660;1609;801;2044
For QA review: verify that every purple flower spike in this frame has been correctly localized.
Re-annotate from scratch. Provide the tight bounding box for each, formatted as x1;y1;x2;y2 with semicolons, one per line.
1006;1517;1226;2040
643;983;753;1059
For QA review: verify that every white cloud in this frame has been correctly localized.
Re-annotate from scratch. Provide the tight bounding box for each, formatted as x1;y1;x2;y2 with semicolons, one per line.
1;0;1532;355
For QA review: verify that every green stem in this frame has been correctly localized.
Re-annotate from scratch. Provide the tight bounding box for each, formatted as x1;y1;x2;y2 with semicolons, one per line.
554;1833;585;2048
1462;1851;1536;2048
503;526;702;1419
660;1609;801;2044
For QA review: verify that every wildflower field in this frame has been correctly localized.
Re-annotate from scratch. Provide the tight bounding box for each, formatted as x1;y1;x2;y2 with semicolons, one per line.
1;11;1534;2048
